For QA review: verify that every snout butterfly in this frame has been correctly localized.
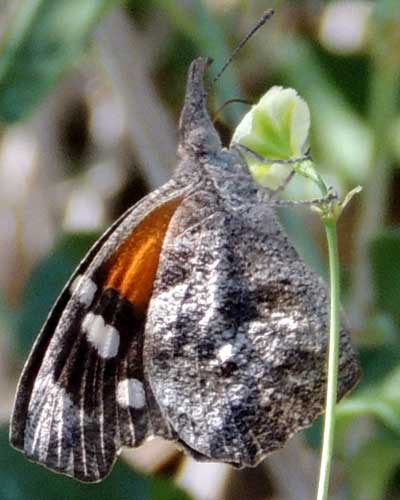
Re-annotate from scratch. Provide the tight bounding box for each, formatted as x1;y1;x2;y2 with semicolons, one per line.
10;13;360;483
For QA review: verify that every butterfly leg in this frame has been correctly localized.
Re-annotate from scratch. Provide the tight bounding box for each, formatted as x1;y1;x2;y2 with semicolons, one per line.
268;188;339;208
231;143;310;199
232;143;311;166
269;169;296;200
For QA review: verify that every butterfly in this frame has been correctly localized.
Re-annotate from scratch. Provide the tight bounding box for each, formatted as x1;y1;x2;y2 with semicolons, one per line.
10;57;360;483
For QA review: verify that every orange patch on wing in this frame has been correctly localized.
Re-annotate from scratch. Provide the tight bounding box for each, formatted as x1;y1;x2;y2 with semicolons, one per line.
106;197;183;314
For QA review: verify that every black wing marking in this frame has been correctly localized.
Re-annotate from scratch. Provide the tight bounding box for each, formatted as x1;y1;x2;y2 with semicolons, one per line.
10;205;129;453
10;181;188;482
21;287;150;481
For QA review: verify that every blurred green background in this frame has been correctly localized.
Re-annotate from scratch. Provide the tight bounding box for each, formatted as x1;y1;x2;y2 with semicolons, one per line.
1;0;400;499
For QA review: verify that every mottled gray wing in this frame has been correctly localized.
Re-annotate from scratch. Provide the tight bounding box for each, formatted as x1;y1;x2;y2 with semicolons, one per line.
144;191;360;467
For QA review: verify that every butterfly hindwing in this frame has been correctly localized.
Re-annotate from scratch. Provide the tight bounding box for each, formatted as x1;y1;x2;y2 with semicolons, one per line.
144;169;360;468
10;180;189;482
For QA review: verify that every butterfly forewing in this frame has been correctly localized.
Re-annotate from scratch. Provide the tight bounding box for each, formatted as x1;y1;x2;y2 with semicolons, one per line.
10;182;189;482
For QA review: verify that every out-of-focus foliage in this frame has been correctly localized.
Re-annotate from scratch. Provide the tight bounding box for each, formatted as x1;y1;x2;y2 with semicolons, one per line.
0;427;190;500
348;437;400;500
371;229;400;329
1;0;400;499
0;0;115;122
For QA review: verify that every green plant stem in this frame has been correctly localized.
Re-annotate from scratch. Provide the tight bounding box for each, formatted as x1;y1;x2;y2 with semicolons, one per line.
316;219;340;500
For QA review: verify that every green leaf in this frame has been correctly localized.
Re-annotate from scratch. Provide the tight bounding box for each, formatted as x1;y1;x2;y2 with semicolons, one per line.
15;232;99;358
363;312;399;346
370;229;400;329
347;438;400;500
336;185;362;214
0;426;191;500
0;0;115;122
337;365;400;435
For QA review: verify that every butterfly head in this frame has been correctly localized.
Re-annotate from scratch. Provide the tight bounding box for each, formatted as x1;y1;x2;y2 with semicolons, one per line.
178;57;222;158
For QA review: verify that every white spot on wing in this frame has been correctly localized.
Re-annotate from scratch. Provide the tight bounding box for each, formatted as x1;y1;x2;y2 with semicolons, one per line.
276;316;299;330
83;312;120;358
271;311;299;330
70;274;97;307
117;378;146;409
218;343;233;363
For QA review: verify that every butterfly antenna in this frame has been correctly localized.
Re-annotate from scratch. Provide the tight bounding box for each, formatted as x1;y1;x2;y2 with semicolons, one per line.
211;8;275;88
213;98;252;123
